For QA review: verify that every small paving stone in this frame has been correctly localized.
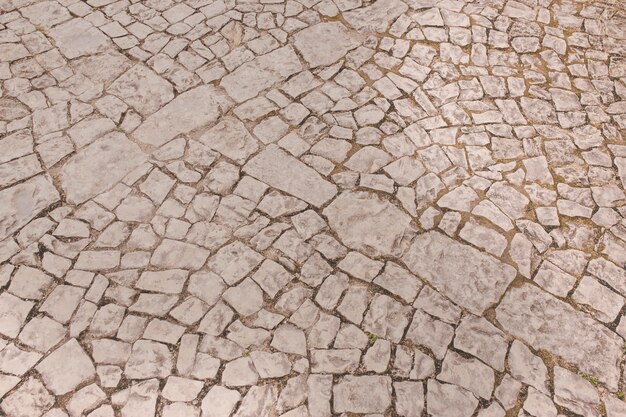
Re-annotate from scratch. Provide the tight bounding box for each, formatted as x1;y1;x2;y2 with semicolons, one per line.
1;2;624;412
554;366;600;416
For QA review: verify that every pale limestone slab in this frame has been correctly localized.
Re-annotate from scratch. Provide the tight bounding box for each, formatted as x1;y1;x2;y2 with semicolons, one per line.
243;145;337;207
60;132;146;204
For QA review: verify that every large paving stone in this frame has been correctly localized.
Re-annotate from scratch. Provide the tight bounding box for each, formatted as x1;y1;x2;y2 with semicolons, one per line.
343;0;408;33
243;145;337;207
427;380;478;417
220;46;302;103
48;18;109;59
133;85;233;147
60;132;147;204
108;64;174;116
333;375;392;413
323;191;412;257
293;22;361;68
402;231;516;315
496;283;623;391
0;175;60;241
35;339;96;395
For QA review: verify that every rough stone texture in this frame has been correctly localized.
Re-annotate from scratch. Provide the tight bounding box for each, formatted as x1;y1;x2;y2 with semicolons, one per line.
294;22;360;68
324;191;412;257
427;379;479;417
2;0;625;414
333;376;392;413
497;284;623;390
60;133;146;204
35;339;96;395
220;46;302;103
48;18;109;59
0;175;60;240
344;0;409;32
199;117;258;165
108;65;174;116
244;145;337;207
133;85;233;146
403;231;516;315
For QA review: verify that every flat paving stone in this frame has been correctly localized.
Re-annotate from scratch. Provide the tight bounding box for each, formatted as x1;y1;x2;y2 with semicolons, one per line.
496;283;623;390
324;191;412;257
243;145;337;207
0;175;60;240
133;85;233;147
333;375;392;413
294;22;360;68
60;133;146;204
2;0;626;413
403;231;516;315
220;46;302;103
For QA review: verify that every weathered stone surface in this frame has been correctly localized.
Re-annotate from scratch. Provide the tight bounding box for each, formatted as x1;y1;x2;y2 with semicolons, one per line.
35;339;96;395
60;133;146;204
243;145;337;207
220;46;302;103
199;117;259;165
48;18;109;59
333;376;392;413
201;386;241;417
0;175;60;241
438;351;495;400
0;377;54;417
294;22;360;68
151;239;209;270
496;284;623;390
133;85;233;147
402;231;516;315
2;1;624;413
343;0;408;32
394;381;424;417
124;340;174;379
324;191;412;257
427;380;479;417
554;366;600;417
362;294;411;343
108;65;174;115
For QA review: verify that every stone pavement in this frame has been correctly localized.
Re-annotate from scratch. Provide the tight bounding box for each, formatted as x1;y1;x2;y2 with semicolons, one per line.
1;0;626;415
